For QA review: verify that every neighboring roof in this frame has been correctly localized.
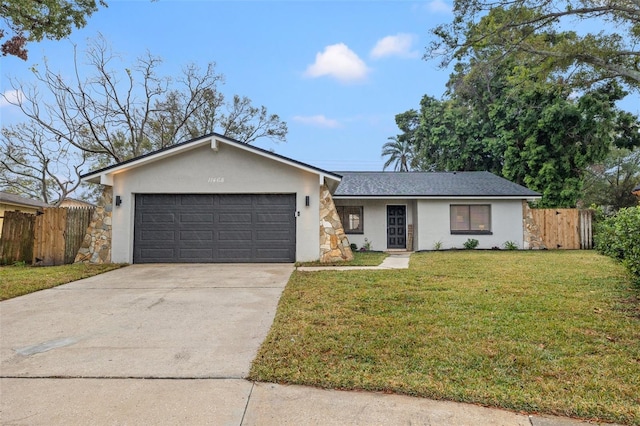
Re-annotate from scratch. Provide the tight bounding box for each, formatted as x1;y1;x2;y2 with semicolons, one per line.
0;191;50;208
633;184;640;194
81;133;342;186
332;171;541;199
59;198;96;208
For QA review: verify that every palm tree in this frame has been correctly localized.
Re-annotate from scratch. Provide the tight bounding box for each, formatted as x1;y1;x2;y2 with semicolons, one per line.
381;136;413;171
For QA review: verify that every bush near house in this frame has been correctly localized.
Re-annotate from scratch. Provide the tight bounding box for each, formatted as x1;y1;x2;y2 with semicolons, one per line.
596;206;640;283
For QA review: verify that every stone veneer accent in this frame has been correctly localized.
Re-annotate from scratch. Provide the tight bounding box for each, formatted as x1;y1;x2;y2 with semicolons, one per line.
75;186;113;264
522;200;546;249
319;184;354;263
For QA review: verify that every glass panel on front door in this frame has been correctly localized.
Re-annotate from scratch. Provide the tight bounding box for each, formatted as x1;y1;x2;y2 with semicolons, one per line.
387;205;406;249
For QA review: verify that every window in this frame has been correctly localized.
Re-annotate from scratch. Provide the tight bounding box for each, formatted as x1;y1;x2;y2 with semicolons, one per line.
450;205;492;234
337;206;363;234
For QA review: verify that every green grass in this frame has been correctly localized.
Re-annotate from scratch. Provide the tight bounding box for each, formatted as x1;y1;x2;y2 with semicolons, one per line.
0;263;126;300
296;251;388;267
250;251;640;425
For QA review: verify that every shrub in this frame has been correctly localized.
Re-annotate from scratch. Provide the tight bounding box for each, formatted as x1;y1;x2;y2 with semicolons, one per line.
359;238;372;252
463;238;479;250
350;243;358;251
595;206;640;282
503;241;519;250
433;240;443;250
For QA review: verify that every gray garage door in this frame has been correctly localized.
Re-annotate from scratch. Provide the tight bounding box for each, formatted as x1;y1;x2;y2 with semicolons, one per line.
133;194;296;263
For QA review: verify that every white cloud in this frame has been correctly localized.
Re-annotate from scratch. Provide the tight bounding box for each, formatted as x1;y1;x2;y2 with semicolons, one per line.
293;115;341;128
370;33;419;59
304;43;369;83
0;89;24;107
427;0;453;13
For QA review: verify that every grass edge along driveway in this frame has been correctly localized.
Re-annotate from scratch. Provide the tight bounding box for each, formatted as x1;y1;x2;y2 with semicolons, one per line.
250;251;640;425
0;263;125;300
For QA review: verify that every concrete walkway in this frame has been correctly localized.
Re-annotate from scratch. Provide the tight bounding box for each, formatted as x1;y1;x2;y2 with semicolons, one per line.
0;263;618;425
1;379;615;425
297;252;411;271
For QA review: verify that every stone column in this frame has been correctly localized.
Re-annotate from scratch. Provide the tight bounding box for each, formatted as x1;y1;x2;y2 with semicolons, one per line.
522;200;545;250
319;184;354;262
74;186;113;264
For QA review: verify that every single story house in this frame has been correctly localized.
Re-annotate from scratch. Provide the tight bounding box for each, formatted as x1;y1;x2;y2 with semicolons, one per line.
81;133;541;264
333;171;540;252
633;184;640;197
0;191;50;237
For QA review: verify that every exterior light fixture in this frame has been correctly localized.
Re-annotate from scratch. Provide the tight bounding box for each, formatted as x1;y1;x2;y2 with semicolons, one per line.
305;195;310;207
115;195;122;207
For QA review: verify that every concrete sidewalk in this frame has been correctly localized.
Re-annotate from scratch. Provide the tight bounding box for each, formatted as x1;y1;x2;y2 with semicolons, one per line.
1;378;615;425
298;252;411;271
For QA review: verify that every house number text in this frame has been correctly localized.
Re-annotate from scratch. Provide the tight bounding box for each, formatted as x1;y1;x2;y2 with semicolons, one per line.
208;177;225;183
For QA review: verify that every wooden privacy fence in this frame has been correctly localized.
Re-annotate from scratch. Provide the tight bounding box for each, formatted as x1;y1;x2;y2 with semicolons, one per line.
529;208;593;250
0;211;36;264
0;207;94;265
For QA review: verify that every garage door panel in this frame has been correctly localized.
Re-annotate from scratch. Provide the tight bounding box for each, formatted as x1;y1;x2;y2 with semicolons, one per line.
180;230;213;241
218;230;252;241
142;213;175;223
180;213;214;223
219;213;252;223
141;195;177;206
141;230;175;241
180;195;213;205
257;230;290;241
140;248;176;260
180;249;214;259
257;212;291;223
217;249;253;260
134;194;295;263
219;195;252;206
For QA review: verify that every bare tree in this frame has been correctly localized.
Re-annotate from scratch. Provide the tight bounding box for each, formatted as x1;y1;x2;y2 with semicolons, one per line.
3;35;287;169
0;122;86;205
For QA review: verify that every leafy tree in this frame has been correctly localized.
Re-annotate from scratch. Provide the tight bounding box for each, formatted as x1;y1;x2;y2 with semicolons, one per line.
381;136;413;171
582;147;640;211
427;0;640;89
0;0;106;60
498;79;640;207
394;63;639;206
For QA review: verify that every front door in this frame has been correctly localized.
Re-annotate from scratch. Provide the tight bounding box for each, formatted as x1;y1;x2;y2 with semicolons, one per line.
387;205;406;249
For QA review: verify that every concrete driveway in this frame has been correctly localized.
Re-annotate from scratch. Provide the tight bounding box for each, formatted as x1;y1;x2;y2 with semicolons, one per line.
1;264;292;424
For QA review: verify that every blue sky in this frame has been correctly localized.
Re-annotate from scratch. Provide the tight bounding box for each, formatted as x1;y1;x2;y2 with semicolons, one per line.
1;1;638;173
1;0;455;172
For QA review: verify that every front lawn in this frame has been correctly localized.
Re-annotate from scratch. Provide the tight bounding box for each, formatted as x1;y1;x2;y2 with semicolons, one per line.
0;263;125;300
250;251;640;425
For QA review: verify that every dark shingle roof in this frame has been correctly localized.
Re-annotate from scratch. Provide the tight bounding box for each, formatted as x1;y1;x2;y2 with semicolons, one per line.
633;184;640;193
0;191;50;208
333;171;540;198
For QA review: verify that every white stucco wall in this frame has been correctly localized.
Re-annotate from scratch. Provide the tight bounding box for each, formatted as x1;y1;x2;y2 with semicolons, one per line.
334;199;415;251
415;199;524;250
335;198;524;251
109;143;321;263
